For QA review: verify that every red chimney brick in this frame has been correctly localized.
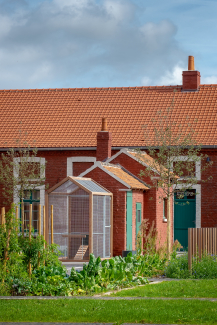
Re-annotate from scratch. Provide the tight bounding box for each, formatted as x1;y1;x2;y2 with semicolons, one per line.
182;70;201;91
96;131;112;161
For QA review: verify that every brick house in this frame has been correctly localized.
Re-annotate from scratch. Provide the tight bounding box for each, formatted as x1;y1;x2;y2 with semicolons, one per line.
0;56;217;258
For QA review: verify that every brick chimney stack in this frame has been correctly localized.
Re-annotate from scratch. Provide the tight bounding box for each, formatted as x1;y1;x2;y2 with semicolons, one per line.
182;56;201;91
96;118;112;161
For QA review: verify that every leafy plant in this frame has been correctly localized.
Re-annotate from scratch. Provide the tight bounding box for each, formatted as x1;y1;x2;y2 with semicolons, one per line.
164;253;217;279
69;253;152;294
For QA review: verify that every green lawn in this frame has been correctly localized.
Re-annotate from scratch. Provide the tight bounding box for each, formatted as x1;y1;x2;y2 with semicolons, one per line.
0;299;217;324
113;279;217;298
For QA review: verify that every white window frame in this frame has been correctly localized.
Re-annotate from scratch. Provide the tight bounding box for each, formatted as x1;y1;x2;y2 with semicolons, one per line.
13;157;46;234
67;157;96;176
171;155;201;181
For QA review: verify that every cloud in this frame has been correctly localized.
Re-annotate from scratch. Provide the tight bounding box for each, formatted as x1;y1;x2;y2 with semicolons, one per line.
202;76;217;84
158;64;184;86
141;76;151;86
0;0;186;89
141;64;184;86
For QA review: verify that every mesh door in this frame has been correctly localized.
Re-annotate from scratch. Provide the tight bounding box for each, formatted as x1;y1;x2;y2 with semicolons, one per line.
93;195;111;258
69;188;89;260
48;195;68;258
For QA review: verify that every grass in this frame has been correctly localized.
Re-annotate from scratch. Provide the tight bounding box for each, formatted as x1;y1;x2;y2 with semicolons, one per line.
114;279;217;298
0;299;217;324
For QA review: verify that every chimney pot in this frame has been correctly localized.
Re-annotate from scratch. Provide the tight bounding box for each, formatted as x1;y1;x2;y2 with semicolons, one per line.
102;117;108;131
188;56;195;70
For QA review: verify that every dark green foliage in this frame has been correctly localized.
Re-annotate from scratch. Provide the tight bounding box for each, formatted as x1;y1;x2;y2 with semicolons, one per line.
0;208;168;296
165;253;217;279
68;252;165;294
0;207;65;296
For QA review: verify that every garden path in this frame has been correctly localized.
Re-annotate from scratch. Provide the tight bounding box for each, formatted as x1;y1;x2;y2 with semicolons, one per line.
62;262;86;274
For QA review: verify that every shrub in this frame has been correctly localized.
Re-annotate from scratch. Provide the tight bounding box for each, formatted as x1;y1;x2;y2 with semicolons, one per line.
192;255;217;279
164;253;217;279
164;253;190;278
69;253;149;294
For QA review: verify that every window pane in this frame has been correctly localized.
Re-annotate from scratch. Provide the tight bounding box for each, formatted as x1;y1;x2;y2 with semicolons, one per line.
23;190;31;200
186;189;196;199
32;202;39;210
137;210;141;223
24;203;30;211
32;190;40;201
32;211;38;221
21;190;40;232
173;161;196;178
24;211;29;229
175;191;185;199
33;219;38;231
21;162;40;179
163;198;167;219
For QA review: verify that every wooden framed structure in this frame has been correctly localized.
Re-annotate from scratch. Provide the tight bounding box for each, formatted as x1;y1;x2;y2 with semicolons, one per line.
46;176;113;261
188;228;217;269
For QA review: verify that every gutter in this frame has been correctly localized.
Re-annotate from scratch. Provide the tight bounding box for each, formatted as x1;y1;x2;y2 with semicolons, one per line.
0;145;216;152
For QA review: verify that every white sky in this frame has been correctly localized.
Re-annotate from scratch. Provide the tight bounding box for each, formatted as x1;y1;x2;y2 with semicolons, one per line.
0;0;217;89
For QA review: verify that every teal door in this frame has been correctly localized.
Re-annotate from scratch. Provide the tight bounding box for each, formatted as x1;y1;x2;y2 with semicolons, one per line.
174;190;196;249
136;203;142;238
126;191;133;250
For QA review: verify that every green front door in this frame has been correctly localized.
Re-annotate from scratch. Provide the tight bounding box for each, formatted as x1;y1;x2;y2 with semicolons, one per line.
174;190;196;249
126;191;133;250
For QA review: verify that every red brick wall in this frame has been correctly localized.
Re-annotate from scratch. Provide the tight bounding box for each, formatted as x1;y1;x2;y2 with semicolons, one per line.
73;162;94;176
201;149;217;227
155;188;173;250
1;145;217;248
111;152;173;248
83;166;128;256
37;150;97;189
111;152;153;186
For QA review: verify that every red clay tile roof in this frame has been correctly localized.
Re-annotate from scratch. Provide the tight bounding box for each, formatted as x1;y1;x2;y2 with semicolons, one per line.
0;84;217;148
128;150;178;178
102;163;149;190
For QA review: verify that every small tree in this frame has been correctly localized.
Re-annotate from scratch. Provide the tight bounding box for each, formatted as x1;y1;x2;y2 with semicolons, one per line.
136;93;212;257
0;135;46;205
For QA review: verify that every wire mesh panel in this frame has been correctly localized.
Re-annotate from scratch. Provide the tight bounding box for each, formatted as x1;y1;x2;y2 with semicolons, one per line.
48;195;68;258
105;196;111;258
93;195;111;258
69;188;89;260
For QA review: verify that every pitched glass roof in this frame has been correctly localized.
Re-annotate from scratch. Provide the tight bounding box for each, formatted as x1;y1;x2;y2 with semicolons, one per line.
75;179;109;193
50;177;110;194
53;180;78;193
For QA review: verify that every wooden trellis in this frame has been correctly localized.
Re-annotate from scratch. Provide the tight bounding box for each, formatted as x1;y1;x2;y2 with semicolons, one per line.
188;228;217;269
0;204;54;274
